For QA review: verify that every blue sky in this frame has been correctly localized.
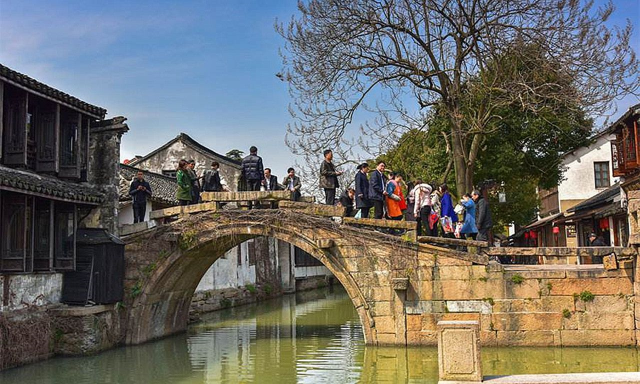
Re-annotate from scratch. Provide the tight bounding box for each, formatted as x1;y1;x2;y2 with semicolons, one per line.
0;0;638;177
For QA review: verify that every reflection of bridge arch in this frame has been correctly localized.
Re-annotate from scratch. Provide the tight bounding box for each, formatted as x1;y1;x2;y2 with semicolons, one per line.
124;209;437;346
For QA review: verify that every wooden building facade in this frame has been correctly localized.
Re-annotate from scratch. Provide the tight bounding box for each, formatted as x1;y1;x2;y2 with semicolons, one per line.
0;64;122;274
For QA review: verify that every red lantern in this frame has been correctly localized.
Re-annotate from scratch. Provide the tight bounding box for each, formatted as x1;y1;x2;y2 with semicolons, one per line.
553;226;560;234
599;218;609;230
524;231;530;239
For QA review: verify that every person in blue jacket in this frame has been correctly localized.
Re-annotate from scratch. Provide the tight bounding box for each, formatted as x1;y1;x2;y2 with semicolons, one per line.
460;193;478;239
439;183;458;237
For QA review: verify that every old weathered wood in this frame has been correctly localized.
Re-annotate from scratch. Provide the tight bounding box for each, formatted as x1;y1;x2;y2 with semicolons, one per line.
417;235;488;248
201;190;292;202
278;200;345;217
342;216;416;230
54;104;60;173
0;80;3;161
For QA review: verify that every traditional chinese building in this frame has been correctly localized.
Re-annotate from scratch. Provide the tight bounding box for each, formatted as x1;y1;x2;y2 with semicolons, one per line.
0;63;127;310
530;130;618;247
607;103;640;245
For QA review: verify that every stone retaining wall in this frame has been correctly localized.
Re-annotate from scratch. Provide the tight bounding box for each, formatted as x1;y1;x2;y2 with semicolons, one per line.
190;284;280;319
401;259;637;347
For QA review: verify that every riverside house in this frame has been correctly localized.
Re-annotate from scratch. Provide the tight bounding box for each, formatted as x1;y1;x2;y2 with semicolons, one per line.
0;63;128;311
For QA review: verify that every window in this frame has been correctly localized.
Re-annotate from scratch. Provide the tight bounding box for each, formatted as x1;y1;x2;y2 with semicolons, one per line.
35;104;57;172
33;199;53;271
3;87;27;167
54;203;76;270
594;162;610;188
60;110;78;167
294;247;323;267
162;170;177;178
1;193;27;272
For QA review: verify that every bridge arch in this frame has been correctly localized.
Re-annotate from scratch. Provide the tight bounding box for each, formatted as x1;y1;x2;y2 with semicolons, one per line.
123;211;409;345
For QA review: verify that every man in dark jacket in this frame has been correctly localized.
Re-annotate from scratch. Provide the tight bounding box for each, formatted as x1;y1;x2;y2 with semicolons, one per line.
339;188;356;217
472;190;493;242
355;163;372;218
368;161;387;219
241;146;264;192
202;161;223;192
263;168;280;191
319;149;342;205
588;232;606;263
129;170;152;223
282;167;302;201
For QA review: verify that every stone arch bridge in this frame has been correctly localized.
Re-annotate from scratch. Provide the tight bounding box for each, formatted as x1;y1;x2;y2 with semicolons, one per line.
122;195;639;348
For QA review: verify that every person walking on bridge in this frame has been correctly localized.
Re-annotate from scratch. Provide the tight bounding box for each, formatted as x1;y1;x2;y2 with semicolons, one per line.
242;146;265;209
319;149;342;205
472;189;493;243
368;161;387;219
355;163;372;218
176;159;192;206
385;173;404;221
460;193;478;240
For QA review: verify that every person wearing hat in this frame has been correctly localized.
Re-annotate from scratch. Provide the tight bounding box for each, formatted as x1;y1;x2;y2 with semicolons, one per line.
588;232;606;246
588;232;606;263
355;162;372;218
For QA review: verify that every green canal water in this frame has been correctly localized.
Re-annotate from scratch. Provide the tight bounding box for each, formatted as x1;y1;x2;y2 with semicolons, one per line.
1;286;639;383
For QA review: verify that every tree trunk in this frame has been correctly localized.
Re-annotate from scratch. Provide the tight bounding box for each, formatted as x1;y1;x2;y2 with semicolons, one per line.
449;114;470;196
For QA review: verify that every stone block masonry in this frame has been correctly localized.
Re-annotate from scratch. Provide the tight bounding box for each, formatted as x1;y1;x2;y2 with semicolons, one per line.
122;208;640;348
409;262;638;347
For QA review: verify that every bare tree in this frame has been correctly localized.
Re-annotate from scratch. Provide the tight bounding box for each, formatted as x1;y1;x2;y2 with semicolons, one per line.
277;0;638;193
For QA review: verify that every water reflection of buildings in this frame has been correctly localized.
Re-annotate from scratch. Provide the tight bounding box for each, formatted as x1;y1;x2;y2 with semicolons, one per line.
186;288;364;383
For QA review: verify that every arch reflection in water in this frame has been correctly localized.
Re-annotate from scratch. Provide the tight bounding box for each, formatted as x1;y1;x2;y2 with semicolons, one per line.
187;287;365;383
1;287;640;384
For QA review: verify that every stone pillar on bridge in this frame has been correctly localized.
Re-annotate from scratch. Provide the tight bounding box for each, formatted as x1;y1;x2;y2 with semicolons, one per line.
437;320;482;383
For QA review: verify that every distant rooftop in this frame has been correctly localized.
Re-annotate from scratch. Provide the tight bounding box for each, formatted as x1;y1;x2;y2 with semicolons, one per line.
129;132;242;168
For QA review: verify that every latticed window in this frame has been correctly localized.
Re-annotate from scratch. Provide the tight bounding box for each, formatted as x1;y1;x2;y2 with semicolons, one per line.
0;193;27;272
594;162;610;188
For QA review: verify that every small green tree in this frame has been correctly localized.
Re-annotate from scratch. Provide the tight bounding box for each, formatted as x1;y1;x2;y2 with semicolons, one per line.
225;149;244;162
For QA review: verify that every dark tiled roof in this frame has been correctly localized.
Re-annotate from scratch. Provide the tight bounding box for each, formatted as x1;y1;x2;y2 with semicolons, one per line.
603;103;640;134
0;165;104;204
129;133;242;168
119;164;177;205
0;63;107;118
568;183;621;213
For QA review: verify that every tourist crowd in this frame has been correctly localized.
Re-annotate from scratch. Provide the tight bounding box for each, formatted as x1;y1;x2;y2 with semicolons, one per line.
131;145;492;240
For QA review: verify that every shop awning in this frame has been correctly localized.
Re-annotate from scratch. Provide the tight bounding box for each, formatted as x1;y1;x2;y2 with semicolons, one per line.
525;212;564;229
